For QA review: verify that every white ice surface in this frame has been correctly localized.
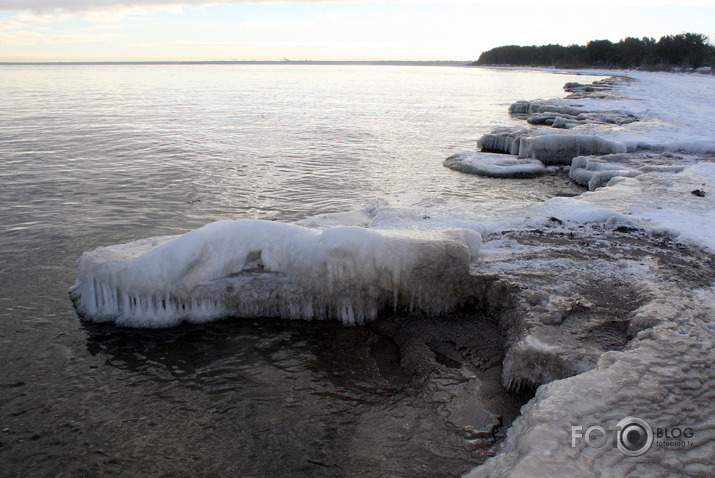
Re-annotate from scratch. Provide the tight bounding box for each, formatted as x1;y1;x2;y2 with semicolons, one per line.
567;70;715;154
444;152;546;178
71;219;482;327
575;162;715;251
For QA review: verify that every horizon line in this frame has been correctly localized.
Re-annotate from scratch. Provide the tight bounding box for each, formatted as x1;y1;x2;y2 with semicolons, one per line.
0;59;472;66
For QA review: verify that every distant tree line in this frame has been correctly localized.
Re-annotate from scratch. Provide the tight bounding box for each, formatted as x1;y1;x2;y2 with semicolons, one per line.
473;33;715;69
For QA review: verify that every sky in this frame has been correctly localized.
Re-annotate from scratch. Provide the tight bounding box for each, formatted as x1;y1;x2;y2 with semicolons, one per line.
1;0;714;62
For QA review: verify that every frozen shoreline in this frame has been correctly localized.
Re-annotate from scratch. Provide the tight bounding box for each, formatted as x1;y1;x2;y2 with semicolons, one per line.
455;70;715;477
69;69;715;476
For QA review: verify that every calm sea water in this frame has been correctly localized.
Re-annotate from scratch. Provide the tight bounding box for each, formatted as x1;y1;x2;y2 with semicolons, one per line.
0;65;599;477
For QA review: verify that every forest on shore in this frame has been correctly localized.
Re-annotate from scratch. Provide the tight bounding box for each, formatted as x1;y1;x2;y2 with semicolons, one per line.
473;33;715;70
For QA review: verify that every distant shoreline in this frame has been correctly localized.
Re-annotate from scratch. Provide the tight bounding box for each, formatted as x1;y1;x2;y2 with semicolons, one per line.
0;60;470;67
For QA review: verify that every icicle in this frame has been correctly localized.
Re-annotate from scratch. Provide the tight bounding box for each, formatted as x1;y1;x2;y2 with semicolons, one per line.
70;220;480;328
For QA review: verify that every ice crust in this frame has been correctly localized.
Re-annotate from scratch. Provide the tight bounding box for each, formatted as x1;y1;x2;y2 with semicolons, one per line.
70;220;482;327
444;152;546;178
570;71;715;154
459;71;715;477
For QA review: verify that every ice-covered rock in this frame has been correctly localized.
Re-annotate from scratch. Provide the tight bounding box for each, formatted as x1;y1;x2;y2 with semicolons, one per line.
563;76;632;100
569;153;691;190
518;134;627;165
477;127;531;155
70;220;482;327
570;154;639;190
508;100;535;115
510;99;636;129
444;152;546;178
527;111;637;128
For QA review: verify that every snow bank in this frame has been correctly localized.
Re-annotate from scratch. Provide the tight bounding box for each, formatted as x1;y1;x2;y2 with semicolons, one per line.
70;220;482;327
444;152;546;178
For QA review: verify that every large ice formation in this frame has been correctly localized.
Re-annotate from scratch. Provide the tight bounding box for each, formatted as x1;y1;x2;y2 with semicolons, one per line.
569;152;688;190
477;127;530;155
474;129;627;166
518;134;627;165
444;152;546;178
70;220;482;327
509;97;636;130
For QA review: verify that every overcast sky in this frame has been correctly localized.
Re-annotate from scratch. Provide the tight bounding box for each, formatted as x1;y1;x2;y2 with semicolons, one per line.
1;0;714;61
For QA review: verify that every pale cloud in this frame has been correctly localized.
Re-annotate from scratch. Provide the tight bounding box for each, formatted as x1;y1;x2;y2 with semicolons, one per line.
3;0;715;15
0;10;117;46
3;0;310;15
159;40;322;47
1;12;72;28
0;29;114;45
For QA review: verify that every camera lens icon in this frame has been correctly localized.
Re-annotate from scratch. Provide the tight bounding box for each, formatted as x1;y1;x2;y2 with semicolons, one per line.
616;417;653;456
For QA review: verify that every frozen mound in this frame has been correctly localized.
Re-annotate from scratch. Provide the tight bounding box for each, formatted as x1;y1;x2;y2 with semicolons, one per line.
569;153;641;190
509;100;636;129
563;76;633;100
569;152;689;190
477;127;531;155
70;219;482;327
476;130;627;167
528;111;637;129
518;134;627;165
444;152;546;178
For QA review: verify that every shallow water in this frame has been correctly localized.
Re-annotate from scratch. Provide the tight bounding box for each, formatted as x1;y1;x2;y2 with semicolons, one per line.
0;65;600;476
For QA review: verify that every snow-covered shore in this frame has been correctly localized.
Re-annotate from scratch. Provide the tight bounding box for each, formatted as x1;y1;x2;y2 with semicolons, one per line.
70;69;715;477
455;69;715;477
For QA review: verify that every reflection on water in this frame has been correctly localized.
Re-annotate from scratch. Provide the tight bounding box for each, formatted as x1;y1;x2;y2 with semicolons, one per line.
64;315;515;478
0;65;600;476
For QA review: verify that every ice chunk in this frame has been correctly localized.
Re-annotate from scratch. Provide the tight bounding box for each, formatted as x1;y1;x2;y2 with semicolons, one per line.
444;152;546;178
477;127;530;155
70;220;482;328
569;153;690;190
535;104;583;116
551;116;569;129
518;134;627;165
508;100;535;115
